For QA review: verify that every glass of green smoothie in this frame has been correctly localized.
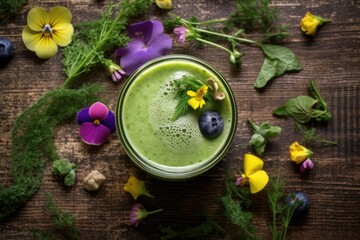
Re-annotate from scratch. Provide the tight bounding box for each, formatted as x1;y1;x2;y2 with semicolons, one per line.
116;54;237;180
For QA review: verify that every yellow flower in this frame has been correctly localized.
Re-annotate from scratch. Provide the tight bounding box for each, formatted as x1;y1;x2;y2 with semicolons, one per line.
289;141;313;164
241;153;269;194
155;0;172;9
187;85;208;110
300;12;330;36
123;176;153;200
22;6;74;59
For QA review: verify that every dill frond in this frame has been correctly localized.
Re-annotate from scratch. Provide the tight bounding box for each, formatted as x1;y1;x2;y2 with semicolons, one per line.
0;0;27;21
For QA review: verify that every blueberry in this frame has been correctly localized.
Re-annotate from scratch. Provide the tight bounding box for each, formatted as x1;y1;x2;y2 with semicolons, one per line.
285;191;310;217
198;111;224;139
0;37;14;66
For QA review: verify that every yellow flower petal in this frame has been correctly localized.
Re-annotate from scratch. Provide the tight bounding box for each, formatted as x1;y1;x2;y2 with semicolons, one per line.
300;12;320;36
34;36;58;59
27;7;49;32
22;26;42;51
244;153;264;176
187;97;200;110
155;0;172;9
186;90;197;97
199;99;206;108
49;6;73;30
123;176;153;200
289;141;313;164
52;24;74;47
247;170;269;194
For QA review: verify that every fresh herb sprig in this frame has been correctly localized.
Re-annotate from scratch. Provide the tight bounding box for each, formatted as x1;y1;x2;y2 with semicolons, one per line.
267;178;299;240
272;80;331;124
221;178;260;240
294;122;336;146
172;76;213;120
32;193;79;240
0;0;27;21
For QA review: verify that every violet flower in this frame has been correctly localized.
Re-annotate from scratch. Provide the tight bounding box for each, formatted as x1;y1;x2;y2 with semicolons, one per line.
130;203;163;227
76;102;116;145
115;20;172;76
103;59;126;82
299;158;314;172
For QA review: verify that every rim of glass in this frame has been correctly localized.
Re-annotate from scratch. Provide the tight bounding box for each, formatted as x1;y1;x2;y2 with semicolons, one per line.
116;54;237;180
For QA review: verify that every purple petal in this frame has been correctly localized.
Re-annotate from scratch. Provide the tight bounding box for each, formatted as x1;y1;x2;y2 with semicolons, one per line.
76;107;92;124
120;48;163;75
128;20;164;44
79;122;111;145
114;39;144;57
101;111;116;133
89;102;109;121
147;33;172;54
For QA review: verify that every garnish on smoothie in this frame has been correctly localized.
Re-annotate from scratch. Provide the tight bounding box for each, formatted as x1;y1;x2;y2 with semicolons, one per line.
172;76;225;121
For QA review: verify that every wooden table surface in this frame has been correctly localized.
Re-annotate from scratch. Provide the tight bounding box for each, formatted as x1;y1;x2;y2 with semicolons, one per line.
1;0;359;239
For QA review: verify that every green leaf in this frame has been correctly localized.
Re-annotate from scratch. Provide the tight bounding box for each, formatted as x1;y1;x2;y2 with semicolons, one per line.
52;160;72;175
249;133;267;156
255;44;302;88
257;122;282;139
64;170;76;187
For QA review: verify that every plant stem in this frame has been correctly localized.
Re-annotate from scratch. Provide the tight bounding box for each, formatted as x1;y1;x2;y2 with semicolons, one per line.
148;208;163;215
195;37;233;55
194;27;261;46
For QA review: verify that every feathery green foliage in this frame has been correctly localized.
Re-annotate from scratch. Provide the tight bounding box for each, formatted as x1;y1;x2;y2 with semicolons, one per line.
0;85;101;221
0;0;27;21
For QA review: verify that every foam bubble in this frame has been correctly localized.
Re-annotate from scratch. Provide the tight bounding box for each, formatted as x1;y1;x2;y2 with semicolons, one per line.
148;72;203;153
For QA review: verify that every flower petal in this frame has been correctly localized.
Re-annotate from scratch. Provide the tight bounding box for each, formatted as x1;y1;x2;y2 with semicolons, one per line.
147;33;172;55
49;6;73;30
52;24;74;46
101;111;116;133
128;20;164;44
247;170;269;194
22;26;42;51
187;97;199;110
76;107;92;124
79;122;111;145
34;36;58;59
27;7;49;32
120;47;163;75
244;153;264;176
89;102;109;121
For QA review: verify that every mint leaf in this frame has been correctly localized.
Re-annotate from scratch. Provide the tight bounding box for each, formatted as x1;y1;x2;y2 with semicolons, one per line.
255;44;302;88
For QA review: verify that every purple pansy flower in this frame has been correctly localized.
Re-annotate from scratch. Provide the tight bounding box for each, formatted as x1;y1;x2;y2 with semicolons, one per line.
114;20;172;76
76;102;116;145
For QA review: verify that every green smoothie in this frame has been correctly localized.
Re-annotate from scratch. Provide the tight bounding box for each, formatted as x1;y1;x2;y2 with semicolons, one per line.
117;55;236;172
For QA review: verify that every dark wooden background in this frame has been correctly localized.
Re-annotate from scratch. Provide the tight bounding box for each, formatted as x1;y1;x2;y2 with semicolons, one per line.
1;0;359;239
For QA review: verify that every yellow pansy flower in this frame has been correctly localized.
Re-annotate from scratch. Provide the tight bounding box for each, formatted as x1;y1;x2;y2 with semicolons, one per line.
289;141;313;164
123;176;153;200
187;85;208;110
240;153;269;194
22;6;74;59
155;0;172;9
300;12;330;36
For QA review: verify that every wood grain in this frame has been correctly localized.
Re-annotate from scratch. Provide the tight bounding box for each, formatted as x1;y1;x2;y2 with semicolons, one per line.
0;0;359;239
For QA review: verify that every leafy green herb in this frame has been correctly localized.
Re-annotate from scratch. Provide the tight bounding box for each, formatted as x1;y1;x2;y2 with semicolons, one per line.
63;0;152;86
221;178;260;240
267;178;300;240
0;0;153;221
272;80;331;123
32;193;79;240
226;0;277;30
0;85;101;221
52;160;77;187
172;76;212;120
294;123;336;146
0;0;27;21
160;220;224;240
255;44;302;89
248;118;282;156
